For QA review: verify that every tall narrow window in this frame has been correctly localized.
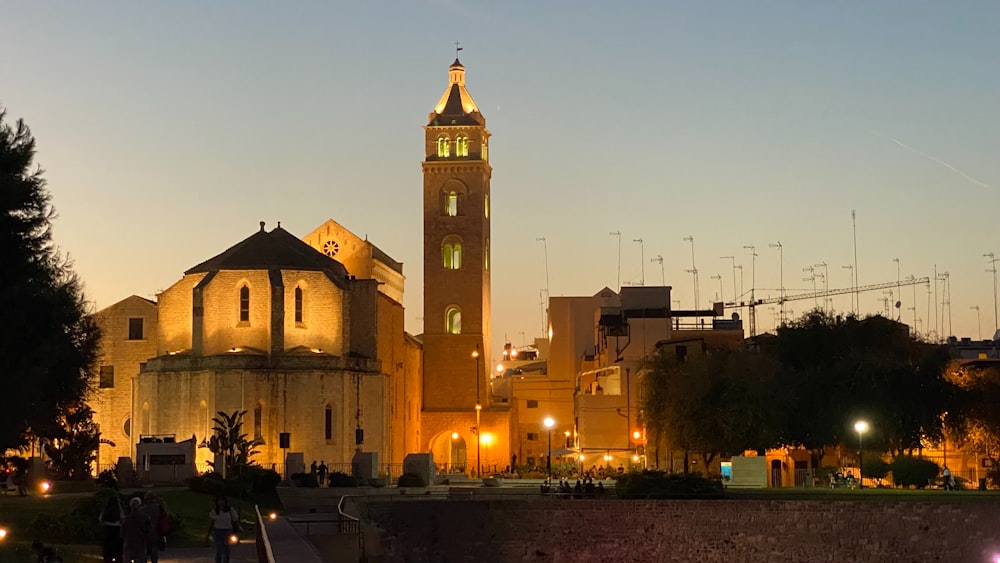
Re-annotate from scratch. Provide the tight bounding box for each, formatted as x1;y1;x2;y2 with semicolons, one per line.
442;237;462;270
446;307;462;334
142;402;151;436
128;318;144;340
294;287;303;323
456;135;469;157
485;238;490;271
484;193;489;218
483;140;488;161
99;365;115;389
446;191;458;216
437;136;450;158
253;403;263;442
239;285;250;322
324;404;333;441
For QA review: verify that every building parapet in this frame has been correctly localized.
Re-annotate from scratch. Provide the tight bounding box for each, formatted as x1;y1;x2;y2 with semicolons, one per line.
142;353;382;374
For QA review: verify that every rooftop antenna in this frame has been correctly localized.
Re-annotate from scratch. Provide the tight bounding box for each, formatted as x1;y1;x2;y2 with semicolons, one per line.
710;274;723;303
937;271;951;338
743;245;758;336
815;262;829;313
769;241;784;325
985;252;998;334
721;256;737;304
905;274;918;335
971;305;982;340
651;255;665;286
536;236;550;332
735;264;744;303
842;265;855;314
633;238;645;286
802;266;817;309
610;231;622;292
684;236;699;310
852;210;860;312
893;258;901;321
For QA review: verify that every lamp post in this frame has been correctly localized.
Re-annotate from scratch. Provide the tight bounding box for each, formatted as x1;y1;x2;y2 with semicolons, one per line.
544;417;555;483
854;420;869;489
472;346;481;478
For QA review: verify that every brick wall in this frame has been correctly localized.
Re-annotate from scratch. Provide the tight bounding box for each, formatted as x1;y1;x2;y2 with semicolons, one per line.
364;498;1000;562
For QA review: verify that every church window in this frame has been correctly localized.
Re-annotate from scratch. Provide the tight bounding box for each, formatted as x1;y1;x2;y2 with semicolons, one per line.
456;135;469;157
123;417;131;438
239;285;250;322
99;365;114;388
442;236;463;270
294;287;303;324
128;318;144;340
483;140;488;161
446;191;458;217
437;136;450;158
324;404;334;441
445;307;462;334
484;193;489;219
485;238;489;271
253;403;263;443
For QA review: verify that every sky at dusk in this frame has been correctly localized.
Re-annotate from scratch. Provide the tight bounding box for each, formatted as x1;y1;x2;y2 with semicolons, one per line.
2;1;998;351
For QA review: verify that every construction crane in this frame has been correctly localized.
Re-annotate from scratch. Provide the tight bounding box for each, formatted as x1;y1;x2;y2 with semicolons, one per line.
726;277;932;337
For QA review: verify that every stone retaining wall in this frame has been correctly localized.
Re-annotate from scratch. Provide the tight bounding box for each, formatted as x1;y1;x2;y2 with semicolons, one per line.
362;498;1000;562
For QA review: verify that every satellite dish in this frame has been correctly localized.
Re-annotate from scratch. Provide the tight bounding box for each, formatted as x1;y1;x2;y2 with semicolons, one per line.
895;301;902;309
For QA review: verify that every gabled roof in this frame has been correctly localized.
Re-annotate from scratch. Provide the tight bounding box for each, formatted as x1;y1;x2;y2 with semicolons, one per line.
185;223;350;285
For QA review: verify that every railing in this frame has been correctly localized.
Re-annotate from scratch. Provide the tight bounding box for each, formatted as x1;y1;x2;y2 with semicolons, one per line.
338;495;364;560
254;505;276;563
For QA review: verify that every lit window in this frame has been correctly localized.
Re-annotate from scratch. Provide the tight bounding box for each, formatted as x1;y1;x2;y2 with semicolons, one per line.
239;285;250;322
484;193;489;219
483;141;488;161
446;191;458;216
446;307;462;334
485;238;489;271
294;287;303;323
437;136;450;158
456;135;469;157
442;237;462;270
325;404;333;441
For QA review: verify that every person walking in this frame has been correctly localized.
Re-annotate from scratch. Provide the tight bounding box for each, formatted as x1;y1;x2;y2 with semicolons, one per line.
99;494;124;563
317;460;328;487
139;492;169;563
121;497;151;563
207;495;239;563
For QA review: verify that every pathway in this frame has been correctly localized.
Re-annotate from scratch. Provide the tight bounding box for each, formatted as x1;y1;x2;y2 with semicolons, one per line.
154;541;257;563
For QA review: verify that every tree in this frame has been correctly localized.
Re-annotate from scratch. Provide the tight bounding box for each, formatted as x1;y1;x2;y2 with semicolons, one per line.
40;403;111;479
203;410;258;476
945;362;1000;483
0;107;101;453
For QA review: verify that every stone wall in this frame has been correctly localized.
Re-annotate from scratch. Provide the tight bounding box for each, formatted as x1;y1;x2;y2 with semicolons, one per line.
362;498;1000;562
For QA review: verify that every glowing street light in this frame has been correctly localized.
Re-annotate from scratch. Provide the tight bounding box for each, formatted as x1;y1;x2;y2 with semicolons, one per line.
0;527;8;541
544;417;555;482
854;420;869;489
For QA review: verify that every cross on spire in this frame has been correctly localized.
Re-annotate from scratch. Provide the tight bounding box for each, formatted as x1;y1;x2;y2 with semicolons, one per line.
454;41;463;59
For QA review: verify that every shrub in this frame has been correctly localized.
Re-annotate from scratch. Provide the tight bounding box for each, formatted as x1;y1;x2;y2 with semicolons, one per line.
327;472;358;487
33;487;121;544
397;473;426;487
615;470;724;499
96;467;118;489
234;465;280;495
891;455;939;488
291;472;319;488
862;457;891;485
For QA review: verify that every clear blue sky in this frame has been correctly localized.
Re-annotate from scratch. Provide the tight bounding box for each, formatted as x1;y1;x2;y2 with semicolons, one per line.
3;1;998;348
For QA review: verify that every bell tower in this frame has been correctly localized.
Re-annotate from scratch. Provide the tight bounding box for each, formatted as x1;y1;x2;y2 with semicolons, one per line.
422;58;492;412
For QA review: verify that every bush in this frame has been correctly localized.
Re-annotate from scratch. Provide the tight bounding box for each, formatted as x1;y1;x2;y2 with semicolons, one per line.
862;457;891;485
891;455;939;488
327;472;358;487
615;470;724;499
96;467;118;489
290;472;319;488
397;473;426;487
235;465;280;495
33;487;121;544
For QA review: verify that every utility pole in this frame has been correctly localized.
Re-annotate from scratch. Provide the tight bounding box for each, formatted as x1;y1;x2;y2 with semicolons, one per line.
986;252;998;336
721;256;738;304
972;305;982;340
744;245;758;336
610;231;621;292
651;255;665;286
684;236;699;310
633;238;645;286
769;241;784;325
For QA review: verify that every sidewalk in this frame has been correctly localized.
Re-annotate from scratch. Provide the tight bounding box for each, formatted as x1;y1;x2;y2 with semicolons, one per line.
154;541;257;562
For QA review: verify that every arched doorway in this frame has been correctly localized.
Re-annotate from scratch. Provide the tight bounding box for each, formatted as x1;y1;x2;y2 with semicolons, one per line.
429;431;467;474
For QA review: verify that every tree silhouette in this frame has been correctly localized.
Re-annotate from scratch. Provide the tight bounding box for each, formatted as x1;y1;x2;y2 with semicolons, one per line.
203;410;258;476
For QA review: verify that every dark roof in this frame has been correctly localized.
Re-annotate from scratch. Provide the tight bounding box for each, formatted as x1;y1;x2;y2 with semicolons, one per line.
451;58;464;68
185;224;350;284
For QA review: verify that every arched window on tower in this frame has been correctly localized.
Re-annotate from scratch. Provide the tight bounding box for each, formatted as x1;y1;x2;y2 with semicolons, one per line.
294;286;303;324
437;136;450;158
442;236;463;270
239;285;250;322
446;191;458;217
484;193;489;219
446;307;462;334
456;135;469;157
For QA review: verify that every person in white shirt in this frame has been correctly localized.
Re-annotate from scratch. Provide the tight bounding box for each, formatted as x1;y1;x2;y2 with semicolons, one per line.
207;495;239;563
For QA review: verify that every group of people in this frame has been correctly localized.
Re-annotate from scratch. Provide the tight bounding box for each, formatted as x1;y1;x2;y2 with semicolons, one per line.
309;460;330;486
99;492;170;563
541;477;606;499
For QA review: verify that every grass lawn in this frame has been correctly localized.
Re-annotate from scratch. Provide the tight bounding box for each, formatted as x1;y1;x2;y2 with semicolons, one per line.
0;486;281;561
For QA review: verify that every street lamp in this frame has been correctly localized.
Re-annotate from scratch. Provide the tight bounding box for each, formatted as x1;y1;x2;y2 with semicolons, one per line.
854;420;869;489
544;417;555;482
472;346;481;478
